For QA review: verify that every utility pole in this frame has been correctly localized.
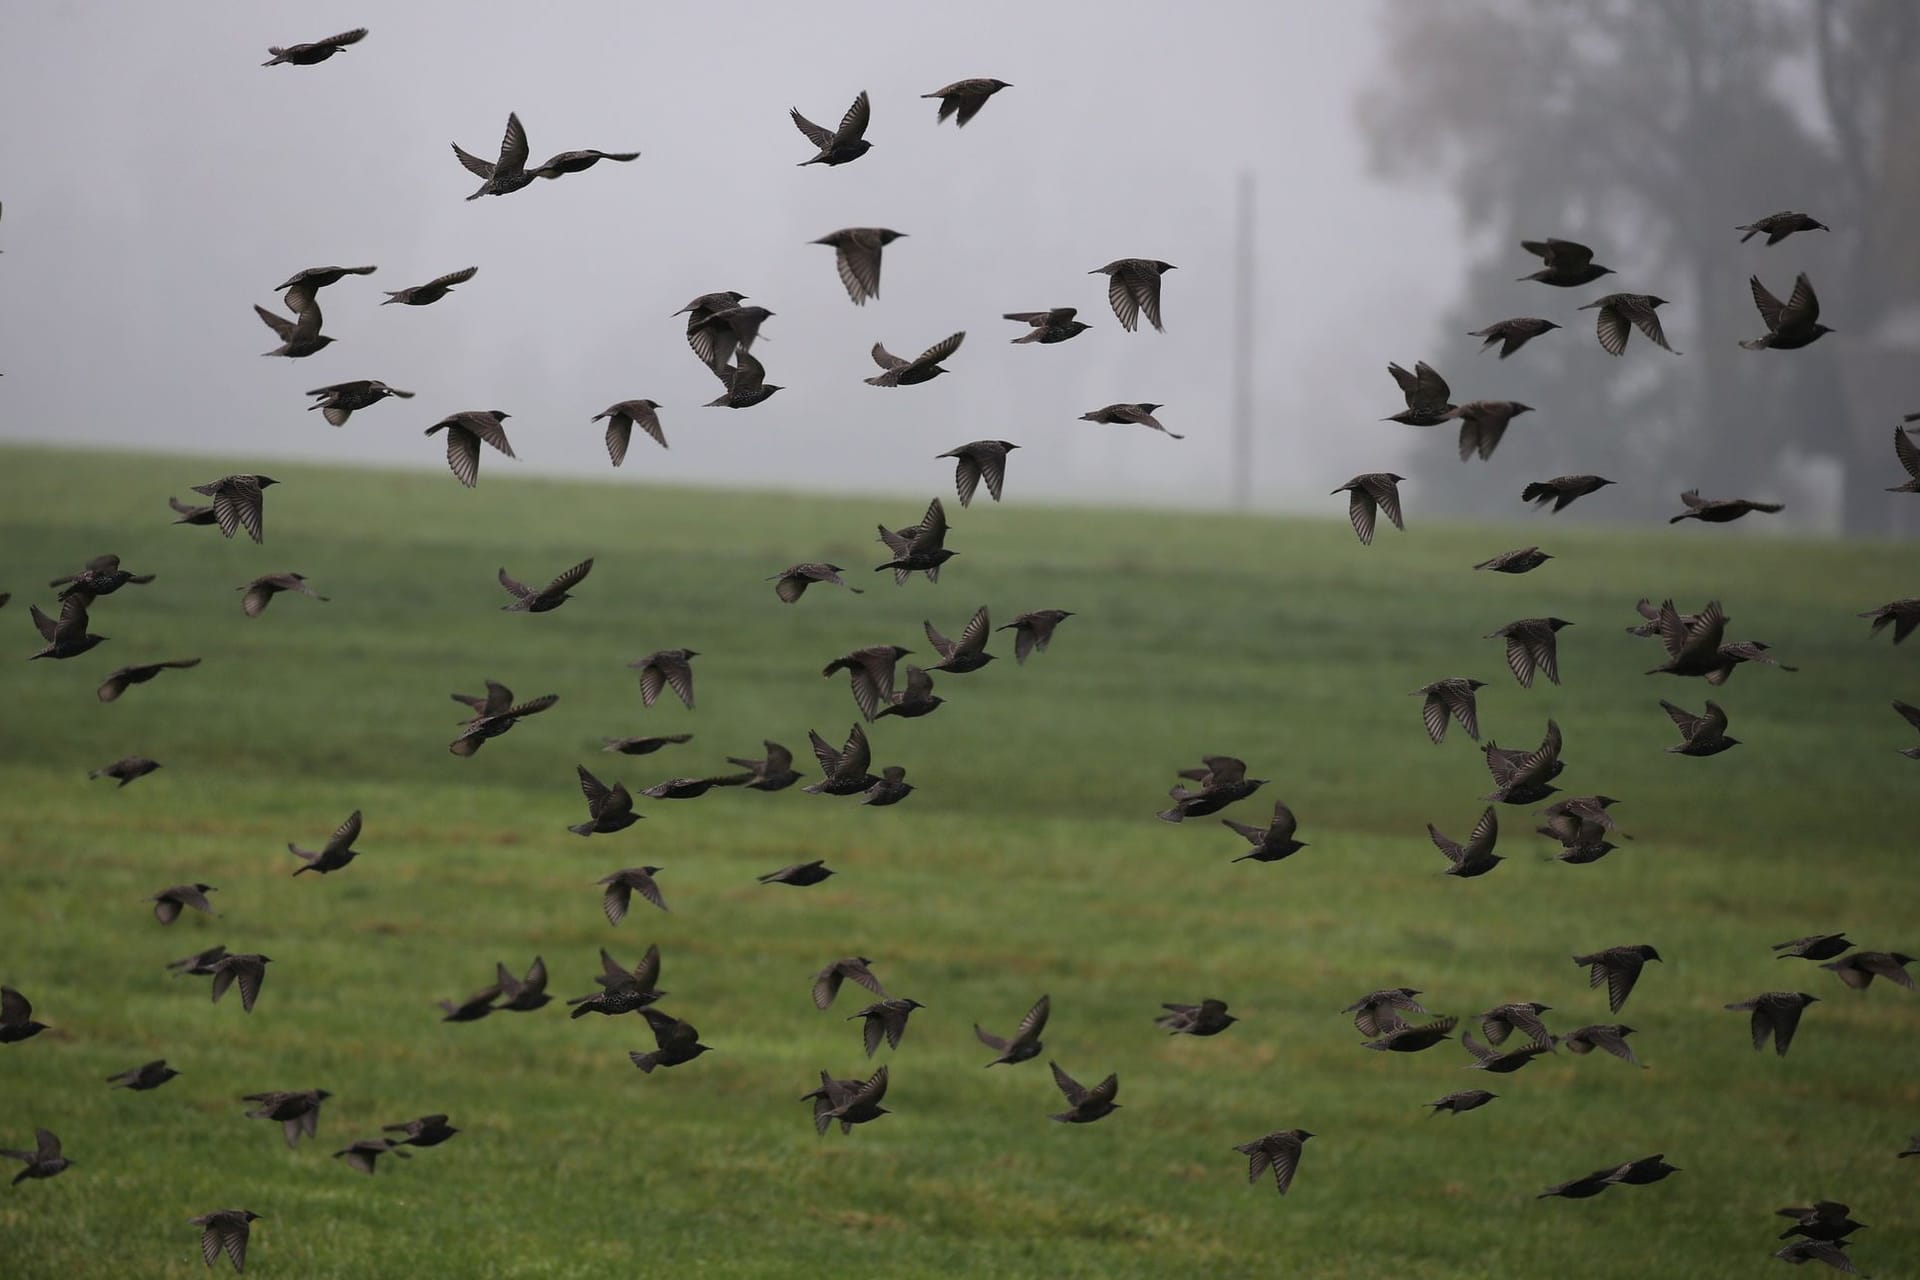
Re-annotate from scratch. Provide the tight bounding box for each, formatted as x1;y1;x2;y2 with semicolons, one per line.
1231;170;1255;510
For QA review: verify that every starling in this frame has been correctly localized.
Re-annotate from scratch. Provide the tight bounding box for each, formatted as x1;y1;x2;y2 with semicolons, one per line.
1462;1030;1554;1073
263;27;366;65
532;148;640;179
1742;272;1832;350
1574;944;1662;1013
1156;998;1239;1037
149;882;216;925
1772;1239;1865;1273
567;944;664;1017
1606;1154;1680;1185
597;867;668;921
1662;698;1739;756
1413;678;1485;744
1470;317;1560;358
1363;1016;1458;1053
1738;211;1829;244
675;291;747;334
1223;798;1308;864
861;766;913;807
922;78;1011;126
758;859;834;887
1885;426;1920;494
813;228;905;305
1429;1090;1497;1116
488;957;551;1013
1332;473;1406;546
1726;991;1818;1056
722;740;804;791
425;410;516;488
1446;401;1534;461
703;349;783;409
940;440;1018;507
1819;950;1914;991
1160;756;1267;823
1343;988;1430;1037
383;1115;458;1147
824;645;913;720
50;552;156;602
0;987;49;1043
603;734;693;757
167;945;227;977
255;298;334;358
570;765;643;837
629;1007;711;1072
1049;1062;1120;1124
1523;475;1615;512
792;90;872;166
1382;360;1456;427
1486;618;1572;689
924;606;994;673
805;724;880;796
189;474;278;542
1;1129;70;1185
640;776;725;801
275;264;377;313
1474;547;1552;574
333;1138;410;1175
688;304;775;375
170;495;218;527
1090;259;1174;333
240;572;328;617
995;611;1073;665
301;380;414;428
107;1059;180;1091
1479;1002;1555;1049
1517;237;1614;287
1858;599;1920;644
449;683;559;757
873;665;942;719
1901;1136;1920;1158
1234;1129;1311;1194
866;331;965;387
812;957;887;1010
1536;794;1623;839
1701;639;1797;686
1005;308;1091;344
1579;293;1679;356
1080;402;1182;438
90;755;160;787
769;563;863;604
1429;806;1502;877
816;1065;890;1131
628;649;697;709
976;995;1049;1067
801;1072;867;1134
210;954;271;1012
848;997;925;1056
1777;1201;1867;1243
1559;1023;1643;1066
1893;702;1920;758
288;810;363;876
28;597;107;660
1537;1168;1616;1200
1543;823;1618;867
452;113;532;199
1772;933;1854;961
189;1210;261;1274
1670;490;1785;523
97;658;198;704
876;496;957;581
436;983;499;1023
592;400;665;466
1644;598;1727;677
241;1088;330;1148
498;558;593;612
383;265;478;306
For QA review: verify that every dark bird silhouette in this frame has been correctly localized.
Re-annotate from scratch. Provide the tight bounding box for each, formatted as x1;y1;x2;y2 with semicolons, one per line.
189;474;277;542
924;605;995;673
824;645;913;720
1727;991;1818;1055
492;957;551;1013
592;401;665;466
996;610;1072;665
1159;756;1267;823
0;987;49;1043
1471;317;1560;358
1886;427;1920;494
1049;1062;1120;1123
813;228;904;305
722;740;804;791
1774;934;1854;961
97;658;198;703
567;945;664;1018
383;1115;459;1147
1156;999;1238;1037
629;1008;713;1072
703;349;783;409
1892;702;1920;758
383;265;478;306
872;665;942;720
90;755;160;787
1772;1239;1866;1273
1080;402;1181;438
2;1129;70;1185
1537;1168;1617;1200
1479;1002;1555;1049
570;765;642;837
499;558;593;612
334;1139;410;1175
769;563;863;604
425;410;516;488
1091;259;1174;332
848;998;925;1056
1429;1090;1496;1116
1662;698;1739;756
1517;237;1613;286
603;734;692;757
640;776;726;801
1429;806;1502;877
1820;950;1914;991
1414;678;1485;744
209;954;271;1013
923;78;1011;126
597;867;667;921
1333;473;1405;545
1575;945;1662;1013
629;649;697;709
532;148;639;179
1383;360;1455;426
800;1072;867;1135
1742;272;1832;350
1580;293;1678;355
805;725;880;796
1523;475;1614;512
50;553;155;602
976;995;1049;1067
1462;1029;1554;1072
107;1060;180;1091
190;1209;261;1273
452;113;532;199
288;810;363;876
815;1065;890;1132
449;682;558;757
758;860;834;887
1607;1154;1680;1185
688;305;775;374
676;291;746;337
149;883;216;925
1670;489;1784;523
1344;988;1430;1037
1859;599;1920;644
1777;1201;1867;1243
242;1088;329;1148
876;496;957;581
255;299;334;358
861;766;914;806
1223;798;1308;864
1900;1136;1920;1158
1474;546;1553;574
792;90;872;165
1364;1016;1458;1053
1701;639;1797;686
240;572;327;617
169;495;219;527
1234;1130;1311;1193
867;331;965;387
1559;1023;1642;1066
1005;308;1091;344
304;380;412;427
264;27;366;65
168;945;228;977
436;983;498;1023
275;263;376;313
1738;211;1829;244
1486;618;1571;689
1447;401;1534;461
1644;599;1727;677
940;440;1018;507
813;957;886;1010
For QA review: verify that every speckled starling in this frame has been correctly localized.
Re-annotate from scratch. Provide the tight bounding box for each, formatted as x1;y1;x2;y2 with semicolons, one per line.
1429;1089;1497;1116
1429;806;1502;877
255;298;333;358
90;755;160;787
940;440;1017;507
924;606;994;673
334;1138;410;1175
498;558;593;612
1662;698;1738;756
1776;1201;1866;1243
240;572;327;617
628;1007;711;1072
1234;1129;1311;1193
769;562;862;604
1820;950;1914;991
976;995;1048;1066
1742;273;1832;350
190;474;278;543
383;1115;459;1147
1559;1023;1642;1066
1005;308;1090;344
1738;211;1829;244
1080;403;1182;437
816;1065;889;1131
1160;756;1267;823
1223;799;1308;864
1537;1168;1616;1200
1479;1002;1555;1049
264;28;366;65
302;379;413;428
758;859;834;887
1580;293;1678;355
604;734;693;757
383;265;478;305
812;957;886;1010
288;810;362;876
628;649;697;709
922;79;1011;126
813;228;904;305
1364;1016;1458;1053
1773;933;1853;961
28;597;107;660
1344;988;1430;1037
1462;1030;1553;1073
452;114;532;199
449;683;558;757
1517;238;1613;287
1383;360;1455;426
722;740;804;790
1413;678;1484;744
149;883;216;925
1474;547;1552;574
210;954;271;1013
1861;598;1920;644
96;658;196;704
492;957;550;1012
995;611;1072;665
876;496;957;581
190;1209;261;1273
1606;1154;1680;1185
242;1088;329;1147
1049;1062;1120;1123
848;997;925;1056
567;944;664;1017
170;495;218;527
571;764;642;837
592;400;665;466
0;987;49;1043
1523;475;1614;512
867;331;965;387
1574;944;1662;1013
1486;617;1571;689
1471;317;1560;358
50;553;156;602
1090;259;1174;333
276;264;376;313
1644;599;1727;676
107;1059;180;1090
1671;490;1784;523
168;945;227;977
1156;998;1238;1037
860;766;913;806
2;1129;69;1185
532;149;639;179
425;410;516;488
1333;473;1405;546
824;646;913;720
873;665;942;719
703;349;783;409
436;983;498;1023
1726;991;1818;1055
597;867;667;921
688;305;774;374
1447;401;1534;461
792;91;872;166
1771;1239;1865;1273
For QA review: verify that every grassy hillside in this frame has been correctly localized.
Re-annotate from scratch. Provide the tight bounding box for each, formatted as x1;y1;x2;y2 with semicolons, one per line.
0;444;1915;1279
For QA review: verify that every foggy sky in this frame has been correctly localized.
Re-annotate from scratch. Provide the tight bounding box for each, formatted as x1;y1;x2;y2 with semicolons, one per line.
0;2;1463;509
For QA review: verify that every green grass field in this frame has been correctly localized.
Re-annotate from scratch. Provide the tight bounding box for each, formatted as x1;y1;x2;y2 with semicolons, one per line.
0;443;1915;1278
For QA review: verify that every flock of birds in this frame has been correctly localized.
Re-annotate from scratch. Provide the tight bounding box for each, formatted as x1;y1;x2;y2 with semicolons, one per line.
3;24;1919;1278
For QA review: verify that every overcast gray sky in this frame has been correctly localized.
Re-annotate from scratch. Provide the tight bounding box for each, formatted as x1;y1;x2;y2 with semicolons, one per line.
0;2;1463;509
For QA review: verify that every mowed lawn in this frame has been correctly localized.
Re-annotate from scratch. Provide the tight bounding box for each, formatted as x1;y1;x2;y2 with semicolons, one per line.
0;443;1915;1279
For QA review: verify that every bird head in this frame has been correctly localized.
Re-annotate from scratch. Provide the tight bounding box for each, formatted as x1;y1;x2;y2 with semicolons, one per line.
1594;477;1615;486
195;883;215;892
641;866;663;876
256;477;281;488
1546;618;1574;631
902;999;928;1010
989;79;1012;88
1646;296;1669;307
1294;1130;1316;1141
683;650;701;659
1154;262;1177;272
999;441;1020;450
1467;680;1489;691
1810;324;1835;338
878;230;906;244
491;410;512;420
1511;404;1536;416
1542;320;1562;331
1597;266;1616;278
1640;947;1664;963
314;1090;333;1101
243;1212;265;1223
1812;219;1831;232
